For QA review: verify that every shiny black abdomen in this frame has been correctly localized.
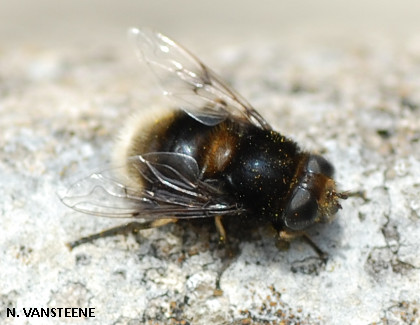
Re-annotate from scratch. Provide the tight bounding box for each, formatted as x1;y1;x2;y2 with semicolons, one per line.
153;111;302;221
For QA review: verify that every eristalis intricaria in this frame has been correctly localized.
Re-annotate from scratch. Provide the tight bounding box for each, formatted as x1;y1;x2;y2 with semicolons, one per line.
61;28;347;258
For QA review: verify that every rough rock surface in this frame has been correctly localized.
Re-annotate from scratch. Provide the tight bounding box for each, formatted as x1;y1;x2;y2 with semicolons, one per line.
1;30;420;324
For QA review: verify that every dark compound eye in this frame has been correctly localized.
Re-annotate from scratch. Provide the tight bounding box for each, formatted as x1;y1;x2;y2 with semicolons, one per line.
283;187;318;231
306;154;335;177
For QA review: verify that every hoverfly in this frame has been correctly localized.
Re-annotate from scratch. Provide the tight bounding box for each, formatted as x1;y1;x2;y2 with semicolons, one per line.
61;28;347;257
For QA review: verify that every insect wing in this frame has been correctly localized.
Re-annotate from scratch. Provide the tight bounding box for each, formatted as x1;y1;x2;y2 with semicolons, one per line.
129;27;271;130
60;153;243;219
60;167;146;217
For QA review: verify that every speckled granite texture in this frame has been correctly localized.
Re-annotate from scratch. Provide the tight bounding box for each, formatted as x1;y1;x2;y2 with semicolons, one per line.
1;28;420;324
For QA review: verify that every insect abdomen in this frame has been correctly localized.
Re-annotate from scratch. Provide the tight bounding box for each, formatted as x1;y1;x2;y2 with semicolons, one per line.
126;110;302;220
126;110;240;178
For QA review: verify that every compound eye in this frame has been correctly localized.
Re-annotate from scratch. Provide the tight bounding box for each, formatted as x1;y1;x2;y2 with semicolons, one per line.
284;188;318;231
306;155;335;177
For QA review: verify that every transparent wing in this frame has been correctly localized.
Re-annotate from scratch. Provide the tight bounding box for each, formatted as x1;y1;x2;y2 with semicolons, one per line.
60;152;244;219
129;27;271;129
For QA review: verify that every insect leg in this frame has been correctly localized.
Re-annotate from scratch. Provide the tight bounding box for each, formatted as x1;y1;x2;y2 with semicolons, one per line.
214;215;227;244
67;218;177;250
213;215;241;295
276;229;300;250
301;233;328;263
278;230;328;262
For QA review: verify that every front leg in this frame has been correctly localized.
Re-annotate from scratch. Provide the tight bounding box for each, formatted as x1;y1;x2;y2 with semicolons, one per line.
278;229;328;263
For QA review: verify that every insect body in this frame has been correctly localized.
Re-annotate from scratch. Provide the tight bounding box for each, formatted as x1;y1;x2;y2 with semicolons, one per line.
62;28;346;250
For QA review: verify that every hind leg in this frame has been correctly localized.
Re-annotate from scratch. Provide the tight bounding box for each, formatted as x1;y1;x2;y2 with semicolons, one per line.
67;218;177;250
